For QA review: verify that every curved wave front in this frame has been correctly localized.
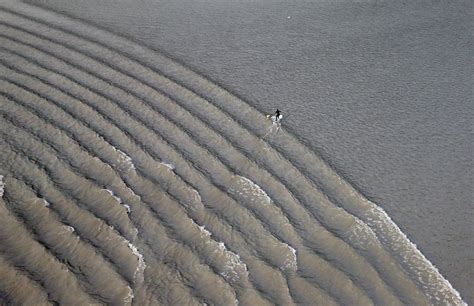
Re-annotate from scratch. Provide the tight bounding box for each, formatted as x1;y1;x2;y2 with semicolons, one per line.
0;1;465;305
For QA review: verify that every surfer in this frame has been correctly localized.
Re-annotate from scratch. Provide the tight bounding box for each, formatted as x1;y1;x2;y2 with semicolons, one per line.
267;109;283;123
262;109;283;139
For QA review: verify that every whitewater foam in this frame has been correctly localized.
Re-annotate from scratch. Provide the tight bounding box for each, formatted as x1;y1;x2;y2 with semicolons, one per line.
105;189;132;214
215;242;248;281
128;242;146;282
64;225;75;233
232;176;272;205
194;221;248;281
105;188;122;203
124;286;134;305
41;198;50;207
95;135;135;172
346;218;379;250
282;243;297;272
191;188;201;202
365;204;466;304
160;161;175;170
198;225;212;238
116;148;135;172
0;175;4;197
326;169;467;304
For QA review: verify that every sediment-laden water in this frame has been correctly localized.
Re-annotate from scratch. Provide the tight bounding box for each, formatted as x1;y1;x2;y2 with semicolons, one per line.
0;1;467;305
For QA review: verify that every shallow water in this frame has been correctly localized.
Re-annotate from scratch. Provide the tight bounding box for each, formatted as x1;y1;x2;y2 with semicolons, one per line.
0;0;471;304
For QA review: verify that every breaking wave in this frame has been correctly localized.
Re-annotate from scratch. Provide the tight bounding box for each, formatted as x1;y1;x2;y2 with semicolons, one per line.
0;0;465;305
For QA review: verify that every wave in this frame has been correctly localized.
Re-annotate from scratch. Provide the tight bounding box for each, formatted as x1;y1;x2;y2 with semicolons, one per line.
0;0;465;305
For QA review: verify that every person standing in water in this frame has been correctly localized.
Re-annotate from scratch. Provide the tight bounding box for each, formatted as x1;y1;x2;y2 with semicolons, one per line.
263;109;283;139
265;109;283;124
272;109;283;123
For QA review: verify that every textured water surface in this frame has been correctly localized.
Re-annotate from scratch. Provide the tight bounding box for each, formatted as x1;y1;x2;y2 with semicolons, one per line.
0;0;469;305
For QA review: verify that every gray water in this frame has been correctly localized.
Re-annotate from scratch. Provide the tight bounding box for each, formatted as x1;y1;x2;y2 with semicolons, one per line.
0;0;471;304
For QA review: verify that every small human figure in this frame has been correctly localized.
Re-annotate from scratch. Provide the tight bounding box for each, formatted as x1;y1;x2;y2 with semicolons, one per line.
263;109;283;139
272;109;283;123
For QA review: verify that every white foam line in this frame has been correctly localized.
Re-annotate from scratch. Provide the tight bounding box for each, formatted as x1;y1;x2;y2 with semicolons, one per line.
325;169;467;304
105;188;122;203
182;187;204;211
128;242;146;282
123;241;145;305
215;242;249;281
101;192;144;285
282;243;298;272
365;204;467;305
235;176;272;205
3;2;463;300
41;198;50;207
193;221;248;282
0;175;4;197
116;149;136;172
191;188;201;203
95;135;135;172
124;286;134;305
346;218;379;249
198;225;212;238
105;189;132;214
160;161;175;170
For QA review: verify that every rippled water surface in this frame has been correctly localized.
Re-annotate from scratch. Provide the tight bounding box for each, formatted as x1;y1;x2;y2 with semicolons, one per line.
0;0;471;304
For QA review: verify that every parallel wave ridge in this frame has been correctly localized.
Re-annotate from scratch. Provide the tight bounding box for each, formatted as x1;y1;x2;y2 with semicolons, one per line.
0;0;465;305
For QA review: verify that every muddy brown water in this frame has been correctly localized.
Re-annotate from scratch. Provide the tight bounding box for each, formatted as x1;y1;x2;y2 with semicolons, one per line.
0;0;470;305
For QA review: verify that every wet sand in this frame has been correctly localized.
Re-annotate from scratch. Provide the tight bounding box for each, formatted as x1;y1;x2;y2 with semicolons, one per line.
0;0;471;304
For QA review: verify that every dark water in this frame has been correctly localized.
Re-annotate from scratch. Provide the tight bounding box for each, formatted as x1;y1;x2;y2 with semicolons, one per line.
0;0;471;304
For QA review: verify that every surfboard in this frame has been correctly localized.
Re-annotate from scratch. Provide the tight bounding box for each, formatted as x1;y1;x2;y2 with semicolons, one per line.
266;114;282;123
